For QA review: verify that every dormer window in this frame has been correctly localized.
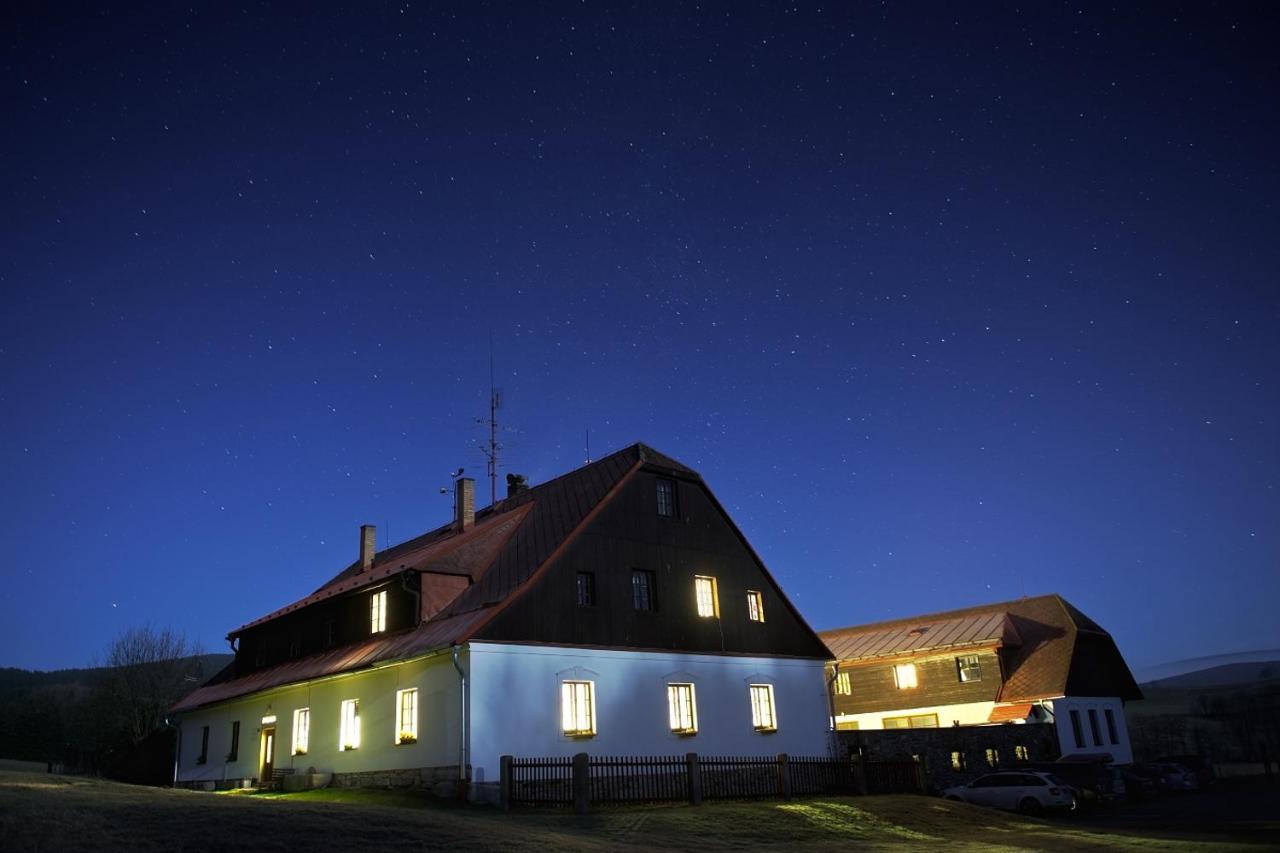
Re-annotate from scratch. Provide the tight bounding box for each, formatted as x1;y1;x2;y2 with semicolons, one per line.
370;590;387;634
893;663;918;689
656;478;676;517
956;654;982;683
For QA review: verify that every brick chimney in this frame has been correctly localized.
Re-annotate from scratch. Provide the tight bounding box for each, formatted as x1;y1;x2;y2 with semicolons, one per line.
455;477;475;531
359;524;376;571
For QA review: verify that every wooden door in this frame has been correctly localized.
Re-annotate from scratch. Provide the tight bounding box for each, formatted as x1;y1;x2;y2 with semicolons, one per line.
260;726;276;785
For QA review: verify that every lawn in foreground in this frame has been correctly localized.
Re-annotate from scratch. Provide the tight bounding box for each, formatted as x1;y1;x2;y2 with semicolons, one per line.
0;772;1271;852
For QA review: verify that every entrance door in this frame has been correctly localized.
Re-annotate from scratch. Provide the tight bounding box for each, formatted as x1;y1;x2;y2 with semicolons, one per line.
260;726;276;786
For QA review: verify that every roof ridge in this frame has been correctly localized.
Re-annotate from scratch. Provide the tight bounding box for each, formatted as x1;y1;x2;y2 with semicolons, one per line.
819;593;1062;637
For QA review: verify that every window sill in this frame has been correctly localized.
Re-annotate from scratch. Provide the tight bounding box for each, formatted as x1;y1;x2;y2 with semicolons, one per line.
754;727;778;734
563;732;596;739
396;739;417;746
293;751;307;757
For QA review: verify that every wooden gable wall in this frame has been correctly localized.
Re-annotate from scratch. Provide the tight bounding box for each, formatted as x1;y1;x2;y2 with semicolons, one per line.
473;468;830;658
832;648;1002;715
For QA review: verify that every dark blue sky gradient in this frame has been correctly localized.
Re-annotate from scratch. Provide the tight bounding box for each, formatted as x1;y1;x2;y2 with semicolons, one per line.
3;2;1277;671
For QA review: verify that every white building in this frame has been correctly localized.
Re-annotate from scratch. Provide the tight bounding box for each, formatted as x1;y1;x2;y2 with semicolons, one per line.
172;444;834;799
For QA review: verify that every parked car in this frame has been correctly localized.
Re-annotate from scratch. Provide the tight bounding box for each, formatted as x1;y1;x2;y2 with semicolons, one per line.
1154;754;1215;788
942;771;1077;815
1143;762;1200;792
1026;762;1126;806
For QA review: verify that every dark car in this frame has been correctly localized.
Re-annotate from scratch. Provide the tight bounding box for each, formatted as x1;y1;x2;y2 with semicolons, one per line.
1154;754;1215;788
1026;761;1126;806
1118;765;1158;801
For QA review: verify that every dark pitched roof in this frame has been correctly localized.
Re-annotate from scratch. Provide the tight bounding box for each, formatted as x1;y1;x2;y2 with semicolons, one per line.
818;594;1142;703
175;442;805;713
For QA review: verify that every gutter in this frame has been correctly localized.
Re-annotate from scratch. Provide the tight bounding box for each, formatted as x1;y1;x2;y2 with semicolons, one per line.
450;644;469;782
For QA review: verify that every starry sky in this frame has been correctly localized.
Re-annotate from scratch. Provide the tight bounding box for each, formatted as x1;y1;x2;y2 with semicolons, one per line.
3;2;1277;674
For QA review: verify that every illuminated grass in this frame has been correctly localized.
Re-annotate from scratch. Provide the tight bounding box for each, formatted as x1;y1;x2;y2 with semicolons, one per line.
0;771;1272;852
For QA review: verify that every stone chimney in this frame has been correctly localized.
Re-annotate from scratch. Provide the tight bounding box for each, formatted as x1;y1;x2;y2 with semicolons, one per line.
455;477;475;531
359;524;376;571
506;473;528;498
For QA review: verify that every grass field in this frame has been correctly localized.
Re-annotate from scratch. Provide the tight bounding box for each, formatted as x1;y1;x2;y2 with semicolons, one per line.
0;771;1274;852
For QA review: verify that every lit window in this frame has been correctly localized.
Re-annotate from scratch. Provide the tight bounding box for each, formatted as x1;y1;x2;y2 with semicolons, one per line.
694;575;718;618
986;747;1000;767
396;688;418;744
561;680;596;736
228;721;240;761
656;478;676;517
371;590;387;634
1014;744;1030;762
893;663;918;689
835;719;860;731
950;751;966;770
632;569;655;611
340;699;360;750
749;684;777;732
667;683;698;734
1105;708;1119;745
576;572;595;606
956;655;982;683
883;713;939;729
746;590;764;622
291;708;309;755
834;672;852;696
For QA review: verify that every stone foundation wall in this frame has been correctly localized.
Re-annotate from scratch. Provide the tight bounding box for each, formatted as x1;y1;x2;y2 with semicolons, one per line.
838;722;1062;792
330;764;465;798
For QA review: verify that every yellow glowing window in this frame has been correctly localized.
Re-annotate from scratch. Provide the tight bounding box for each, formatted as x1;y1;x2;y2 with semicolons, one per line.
694;575;719;618
561;680;595;736
746;590;764;622
749;684;777;732
339;699;360;750
370;590;387;634
396;688;418;744
834;672;852;695
291;708;310;755
893;663;918;689
667;683;697;734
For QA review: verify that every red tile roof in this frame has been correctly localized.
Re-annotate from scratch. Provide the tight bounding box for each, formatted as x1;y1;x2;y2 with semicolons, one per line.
175;443;717;713
819;594;1141;703
988;703;1035;723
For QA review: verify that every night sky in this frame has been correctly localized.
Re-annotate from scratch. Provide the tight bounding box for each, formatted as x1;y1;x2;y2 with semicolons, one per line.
3;3;1277;674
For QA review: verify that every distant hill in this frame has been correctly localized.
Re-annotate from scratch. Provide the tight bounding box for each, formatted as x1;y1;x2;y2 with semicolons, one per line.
1133;649;1280;685
0;654;231;695
1143;660;1280;691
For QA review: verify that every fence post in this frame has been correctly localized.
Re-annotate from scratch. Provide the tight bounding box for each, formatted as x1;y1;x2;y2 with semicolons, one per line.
686;752;703;806
777;753;792;799
499;755;513;811
572;752;590;815
851;754;868;795
912;754;926;793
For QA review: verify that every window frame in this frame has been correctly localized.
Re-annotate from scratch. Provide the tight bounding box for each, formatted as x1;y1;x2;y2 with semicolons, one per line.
340;699;360;751
985;747;1000;767
197;725;209;765
575;571;596;607
834;671;852;696
656;477;677;517
370;589;387;634
396;688;418;744
667;683;698;735
1069;709;1085;748
882;713;939;729
1104;708;1119;745
956;654;982;683
950;750;967;771
746;590;765;622
694;575;719;618
1088;708;1103;746
749;683;777;732
631;569;655;611
893;663;918;689
561;680;596;737
228;720;240;762
292;707;310;756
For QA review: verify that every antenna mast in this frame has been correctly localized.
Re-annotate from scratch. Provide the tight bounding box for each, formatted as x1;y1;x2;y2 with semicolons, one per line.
483;341;501;506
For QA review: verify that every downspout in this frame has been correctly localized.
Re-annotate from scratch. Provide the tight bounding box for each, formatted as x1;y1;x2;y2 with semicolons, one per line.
165;716;181;787
826;662;841;757
450;645;469;782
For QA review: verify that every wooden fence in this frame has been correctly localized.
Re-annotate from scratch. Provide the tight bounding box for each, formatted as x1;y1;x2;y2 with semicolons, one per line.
501;752;923;812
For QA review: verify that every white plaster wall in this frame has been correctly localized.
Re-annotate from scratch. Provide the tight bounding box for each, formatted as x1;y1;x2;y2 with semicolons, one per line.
175;652;461;784
834;699;998;731
1046;696;1133;764
466;643;832;784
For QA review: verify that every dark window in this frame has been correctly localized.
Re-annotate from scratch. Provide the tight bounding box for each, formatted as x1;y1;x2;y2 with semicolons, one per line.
228;721;240;761
576;572;595;606
632;569;655;610
324;620;335;647
656;478;676;517
197;726;209;765
1104;709;1119;745
956;655;982;682
289;637;301;658
1088;709;1103;746
1069;710;1085;748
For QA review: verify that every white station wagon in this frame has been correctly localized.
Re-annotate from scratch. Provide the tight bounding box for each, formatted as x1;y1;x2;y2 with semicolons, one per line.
943;771;1078;815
